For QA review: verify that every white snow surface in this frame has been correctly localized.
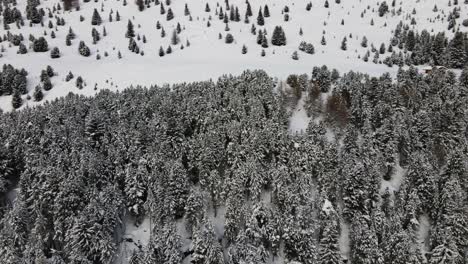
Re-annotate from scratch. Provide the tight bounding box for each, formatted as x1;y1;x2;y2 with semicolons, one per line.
379;161;407;196
418;214;431;256
2;0;467;110
116;215;151;264
288;94;311;134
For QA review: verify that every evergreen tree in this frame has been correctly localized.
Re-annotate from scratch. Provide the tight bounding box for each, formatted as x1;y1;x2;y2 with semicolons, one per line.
50;47;60;58
91;9;102;25
341;37;347;50
167;8;174;20
33;85;43;101
257;8;264;26
33;37;48;52
126;20;135;38
136;0;144;11
272;26;286;46
78;41;91;56
242;44;247;54
11;89;22;109
264;5;270;17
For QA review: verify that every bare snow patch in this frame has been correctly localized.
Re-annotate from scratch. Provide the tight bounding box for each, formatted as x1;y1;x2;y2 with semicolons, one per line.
339;221;351;261
289;95;311;135
116;215;151;264
418;214;431;256
380;161;407;196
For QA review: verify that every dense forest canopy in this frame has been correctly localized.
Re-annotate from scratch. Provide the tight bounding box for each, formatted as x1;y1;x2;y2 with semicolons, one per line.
0;68;467;264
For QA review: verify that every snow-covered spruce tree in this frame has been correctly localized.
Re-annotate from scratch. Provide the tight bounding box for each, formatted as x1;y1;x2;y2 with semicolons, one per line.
378;1;389;17
17;43;28;54
76;76;84;88
264;5;270;17
292;51;299;60
184;3;190;15
78;41;91;56
171;30;179;45
126;20;135;38
159;46;165;56
341;37;347;50
321;35;327;45
65;71;74;82
225;33;234;44
33;85;43;101
124;162;148;221
242;44;247;54
43;76;53;91
318;210;342;264
11;89;22;109
191;220;224;264
271;26;286;46
33;37;48;52
136;0;144;11
167;8;174;20
257;8;264;26
91;8;102;25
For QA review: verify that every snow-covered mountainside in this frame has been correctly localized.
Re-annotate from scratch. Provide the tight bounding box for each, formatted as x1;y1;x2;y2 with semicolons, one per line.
1;0;467;110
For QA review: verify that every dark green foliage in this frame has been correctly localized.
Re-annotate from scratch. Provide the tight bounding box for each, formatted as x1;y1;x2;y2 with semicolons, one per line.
91;8;101;25
271;26;286;46
33;37;48;52
50;47;60;58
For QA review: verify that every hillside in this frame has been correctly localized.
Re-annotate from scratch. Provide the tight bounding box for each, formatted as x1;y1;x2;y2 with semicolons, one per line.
0;0;467;110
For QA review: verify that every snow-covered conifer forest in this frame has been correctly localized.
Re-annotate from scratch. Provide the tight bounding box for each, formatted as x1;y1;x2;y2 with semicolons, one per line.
0;0;467;263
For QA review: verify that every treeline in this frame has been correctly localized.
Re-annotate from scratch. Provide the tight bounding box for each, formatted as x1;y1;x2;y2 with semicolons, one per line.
383;22;468;68
0;68;467;264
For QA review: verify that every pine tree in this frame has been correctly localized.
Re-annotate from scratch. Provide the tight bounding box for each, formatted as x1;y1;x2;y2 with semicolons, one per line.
167;8;174;20
159;46;165;56
78;41;90;56
292;50;299;60
378;1;389;17
264;5;270;17
126;20;135;38
246;2;253;17
361;36;368;47
318;213;342;264
447;31;467;68
136;0;144;11
321;35;327;45
257;30;264;45
50;47;60;58
341;37;347;50
33;85;43;101
11;89;22;109
272;26;286;46
91;9;102;25
33;37;48;52
43;76;52;91
225;33;234;44
17;43;28;54
183;4;190;16
171;30;179;45
242;44;247;54
257;8;264;26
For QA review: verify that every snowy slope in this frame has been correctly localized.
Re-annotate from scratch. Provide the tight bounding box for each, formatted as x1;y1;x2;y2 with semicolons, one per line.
1;0;467;111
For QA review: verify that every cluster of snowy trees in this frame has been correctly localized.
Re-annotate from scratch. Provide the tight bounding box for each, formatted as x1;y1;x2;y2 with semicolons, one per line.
0;67;467;263
380;22;468;68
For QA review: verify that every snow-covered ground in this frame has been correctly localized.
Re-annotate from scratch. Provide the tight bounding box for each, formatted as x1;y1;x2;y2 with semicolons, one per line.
116;215;151;264
288;93;311;134
379;159;407;198
2;0;467;111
